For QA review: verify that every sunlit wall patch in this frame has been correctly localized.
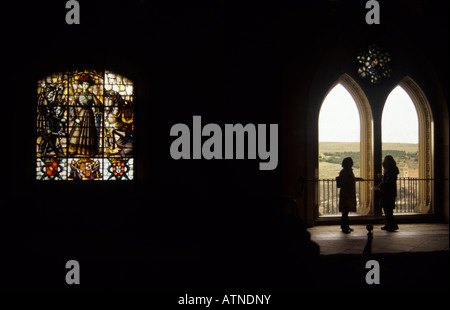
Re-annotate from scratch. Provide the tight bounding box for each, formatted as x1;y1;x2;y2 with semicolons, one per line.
36;70;134;181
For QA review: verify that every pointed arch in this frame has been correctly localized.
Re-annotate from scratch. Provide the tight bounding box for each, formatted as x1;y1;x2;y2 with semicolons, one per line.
318;74;374;215
393;77;433;213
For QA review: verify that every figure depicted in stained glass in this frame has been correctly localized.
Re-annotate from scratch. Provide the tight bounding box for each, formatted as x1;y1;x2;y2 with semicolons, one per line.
37;84;67;157
36;70;134;181
104;90;134;156
68;75;103;156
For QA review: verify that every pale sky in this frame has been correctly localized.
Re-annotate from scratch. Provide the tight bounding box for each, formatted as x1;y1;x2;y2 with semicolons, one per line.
382;86;419;144
319;84;360;142
319;84;418;144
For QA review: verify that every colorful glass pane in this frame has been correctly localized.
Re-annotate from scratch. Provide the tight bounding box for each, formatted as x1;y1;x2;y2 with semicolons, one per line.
36;70;134;180
357;44;392;84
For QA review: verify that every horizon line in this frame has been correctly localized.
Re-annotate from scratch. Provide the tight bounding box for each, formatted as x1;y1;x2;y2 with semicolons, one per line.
319;141;418;144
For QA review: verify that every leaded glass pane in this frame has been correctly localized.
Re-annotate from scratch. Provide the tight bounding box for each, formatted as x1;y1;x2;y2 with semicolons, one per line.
36;70;134;180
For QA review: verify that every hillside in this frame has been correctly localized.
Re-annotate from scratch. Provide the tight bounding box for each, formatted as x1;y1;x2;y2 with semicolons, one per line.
319;142;419;153
319;142;418;179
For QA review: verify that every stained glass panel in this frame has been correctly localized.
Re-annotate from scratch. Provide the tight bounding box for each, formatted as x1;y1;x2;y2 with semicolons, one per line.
357;44;392;84
36;70;134;180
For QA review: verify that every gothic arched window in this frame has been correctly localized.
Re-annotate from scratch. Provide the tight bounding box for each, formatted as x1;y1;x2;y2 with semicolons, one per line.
36;70;134;180
317;74;374;217
318;75;374;216
382;79;434;213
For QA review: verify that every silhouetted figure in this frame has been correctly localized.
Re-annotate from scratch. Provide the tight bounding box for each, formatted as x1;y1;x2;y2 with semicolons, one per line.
338;157;364;233
363;224;373;256
376;155;400;231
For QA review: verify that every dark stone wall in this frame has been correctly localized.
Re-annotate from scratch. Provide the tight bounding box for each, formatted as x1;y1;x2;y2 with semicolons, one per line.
1;0;448;290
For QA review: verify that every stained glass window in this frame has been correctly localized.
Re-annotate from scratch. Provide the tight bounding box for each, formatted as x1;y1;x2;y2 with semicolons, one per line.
357;44;392;84
36;70;134;180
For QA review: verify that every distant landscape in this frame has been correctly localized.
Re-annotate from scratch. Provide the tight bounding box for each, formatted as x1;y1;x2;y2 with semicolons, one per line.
319;142;419;179
319;142;419;153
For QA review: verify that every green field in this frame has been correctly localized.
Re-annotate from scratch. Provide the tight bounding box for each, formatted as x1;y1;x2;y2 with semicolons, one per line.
319;142;419;153
319;142;418;179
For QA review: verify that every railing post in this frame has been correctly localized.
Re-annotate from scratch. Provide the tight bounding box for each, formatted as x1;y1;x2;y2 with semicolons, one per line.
317;177;434;218
321;180;325;215
335;180;339;215
327;179;331;215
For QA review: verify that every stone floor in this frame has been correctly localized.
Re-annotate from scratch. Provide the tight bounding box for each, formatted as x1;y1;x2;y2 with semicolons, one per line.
308;223;449;255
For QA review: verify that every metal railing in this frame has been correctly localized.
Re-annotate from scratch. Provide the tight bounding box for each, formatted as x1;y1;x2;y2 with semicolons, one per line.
318;178;360;216
318;178;432;216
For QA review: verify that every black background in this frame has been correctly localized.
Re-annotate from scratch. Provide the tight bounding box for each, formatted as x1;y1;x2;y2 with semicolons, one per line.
1;0;449;296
